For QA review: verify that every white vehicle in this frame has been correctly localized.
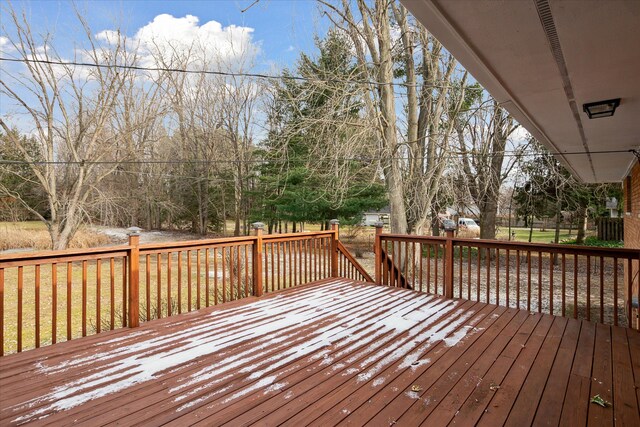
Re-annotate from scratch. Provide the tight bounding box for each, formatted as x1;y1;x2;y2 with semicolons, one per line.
458;218;480;232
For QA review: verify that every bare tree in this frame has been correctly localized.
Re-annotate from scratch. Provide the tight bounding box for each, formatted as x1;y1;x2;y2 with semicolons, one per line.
319;0;408;233
457;99;521;239
92;37;170;228
0;6;138;249
219;62;261;236
320;0;468;235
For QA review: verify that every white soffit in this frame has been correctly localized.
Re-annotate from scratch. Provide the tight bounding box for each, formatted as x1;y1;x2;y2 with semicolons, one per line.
401;0;640;183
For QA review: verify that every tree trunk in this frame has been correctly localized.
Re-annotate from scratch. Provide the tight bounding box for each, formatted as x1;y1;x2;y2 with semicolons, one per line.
576;205;588;244
479;198;499;240
554;201;562;244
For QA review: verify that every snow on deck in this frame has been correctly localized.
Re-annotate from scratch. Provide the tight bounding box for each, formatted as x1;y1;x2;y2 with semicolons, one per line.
3;278;635;426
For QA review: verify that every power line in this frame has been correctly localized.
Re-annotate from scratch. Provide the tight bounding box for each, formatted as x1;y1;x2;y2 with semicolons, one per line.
0;56;458;90
0;149;632;166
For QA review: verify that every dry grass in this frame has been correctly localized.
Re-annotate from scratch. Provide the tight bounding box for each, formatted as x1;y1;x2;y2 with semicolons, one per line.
0;222;113;251
0;244;324;355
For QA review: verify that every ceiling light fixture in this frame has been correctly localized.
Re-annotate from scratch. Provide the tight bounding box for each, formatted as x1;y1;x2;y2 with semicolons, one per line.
582;98;620;119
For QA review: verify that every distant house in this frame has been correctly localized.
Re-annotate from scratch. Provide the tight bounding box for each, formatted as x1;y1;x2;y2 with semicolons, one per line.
361;207;390;226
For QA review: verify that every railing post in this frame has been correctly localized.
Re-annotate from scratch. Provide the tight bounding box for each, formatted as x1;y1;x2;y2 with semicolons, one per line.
330;219;340;277
374;222;384;285
126;227;142;328
444;229;454;299
252;222;264;297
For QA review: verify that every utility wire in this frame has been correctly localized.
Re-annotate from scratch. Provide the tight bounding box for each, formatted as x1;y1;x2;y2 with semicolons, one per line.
0;56;458;89
0;149;633;166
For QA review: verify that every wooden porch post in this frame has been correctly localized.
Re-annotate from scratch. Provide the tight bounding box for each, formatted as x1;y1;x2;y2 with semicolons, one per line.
444;229;454;299
331;219;340;277
374;222;384;285
252;222;264;297
126;227;142;328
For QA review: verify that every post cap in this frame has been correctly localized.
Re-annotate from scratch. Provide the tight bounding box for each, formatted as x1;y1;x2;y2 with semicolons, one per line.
329;219;340;225
252;222;265;230
126;226;143;236
374;221;385;228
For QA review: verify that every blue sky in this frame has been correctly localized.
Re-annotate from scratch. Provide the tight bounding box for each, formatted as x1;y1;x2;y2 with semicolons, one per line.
5;0;325;70
0;1;334;134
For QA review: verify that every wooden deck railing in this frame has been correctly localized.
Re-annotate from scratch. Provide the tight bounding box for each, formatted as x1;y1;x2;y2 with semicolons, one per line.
0;221;368;355
374;226;640;329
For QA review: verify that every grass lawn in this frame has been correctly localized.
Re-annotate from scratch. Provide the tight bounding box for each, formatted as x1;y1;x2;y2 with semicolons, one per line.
496;227;590;244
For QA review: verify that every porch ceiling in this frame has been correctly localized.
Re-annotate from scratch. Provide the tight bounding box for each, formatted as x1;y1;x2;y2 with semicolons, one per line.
401;0;640;183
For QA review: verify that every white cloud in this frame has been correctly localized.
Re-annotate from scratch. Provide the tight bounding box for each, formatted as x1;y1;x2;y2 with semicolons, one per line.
0;36;14;53
509;125;530;144
96;14;260;72
286;45;295;52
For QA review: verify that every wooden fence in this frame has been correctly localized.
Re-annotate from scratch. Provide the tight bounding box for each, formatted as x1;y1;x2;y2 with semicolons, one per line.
0;221;368;355
597;217;624;241
374;226;640;330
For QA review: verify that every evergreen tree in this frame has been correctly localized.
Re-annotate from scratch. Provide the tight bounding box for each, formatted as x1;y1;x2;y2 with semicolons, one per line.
253;29;386;229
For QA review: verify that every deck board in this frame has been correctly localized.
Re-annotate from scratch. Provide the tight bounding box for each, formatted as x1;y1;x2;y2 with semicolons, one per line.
449;312;544;425
476;314;555;426
367;306;514;426
306;302;501;426
532;317;582;426
1;279;639;426
560;321;598;427
611;326;640;426
588;323;614;426
504;316;567;427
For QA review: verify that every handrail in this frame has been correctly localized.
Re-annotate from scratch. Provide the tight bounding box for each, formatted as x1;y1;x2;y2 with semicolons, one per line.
139;236;257;252
0;245;131;267
375;231;640;330
336;241;373;283
379;246;409;289
262;231;334;241
0;225;357;355
381;234;639;257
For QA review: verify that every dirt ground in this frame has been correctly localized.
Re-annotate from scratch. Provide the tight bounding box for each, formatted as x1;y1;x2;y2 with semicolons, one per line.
92;226;203;245
346;247;630;328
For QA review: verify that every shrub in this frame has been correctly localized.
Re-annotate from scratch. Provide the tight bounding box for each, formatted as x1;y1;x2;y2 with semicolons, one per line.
560;236;623;248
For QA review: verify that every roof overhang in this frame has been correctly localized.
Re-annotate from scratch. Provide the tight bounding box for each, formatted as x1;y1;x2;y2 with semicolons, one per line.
401;0;640;183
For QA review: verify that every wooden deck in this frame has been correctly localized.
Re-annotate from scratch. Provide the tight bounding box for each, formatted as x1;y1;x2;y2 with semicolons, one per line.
1;279;639;426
